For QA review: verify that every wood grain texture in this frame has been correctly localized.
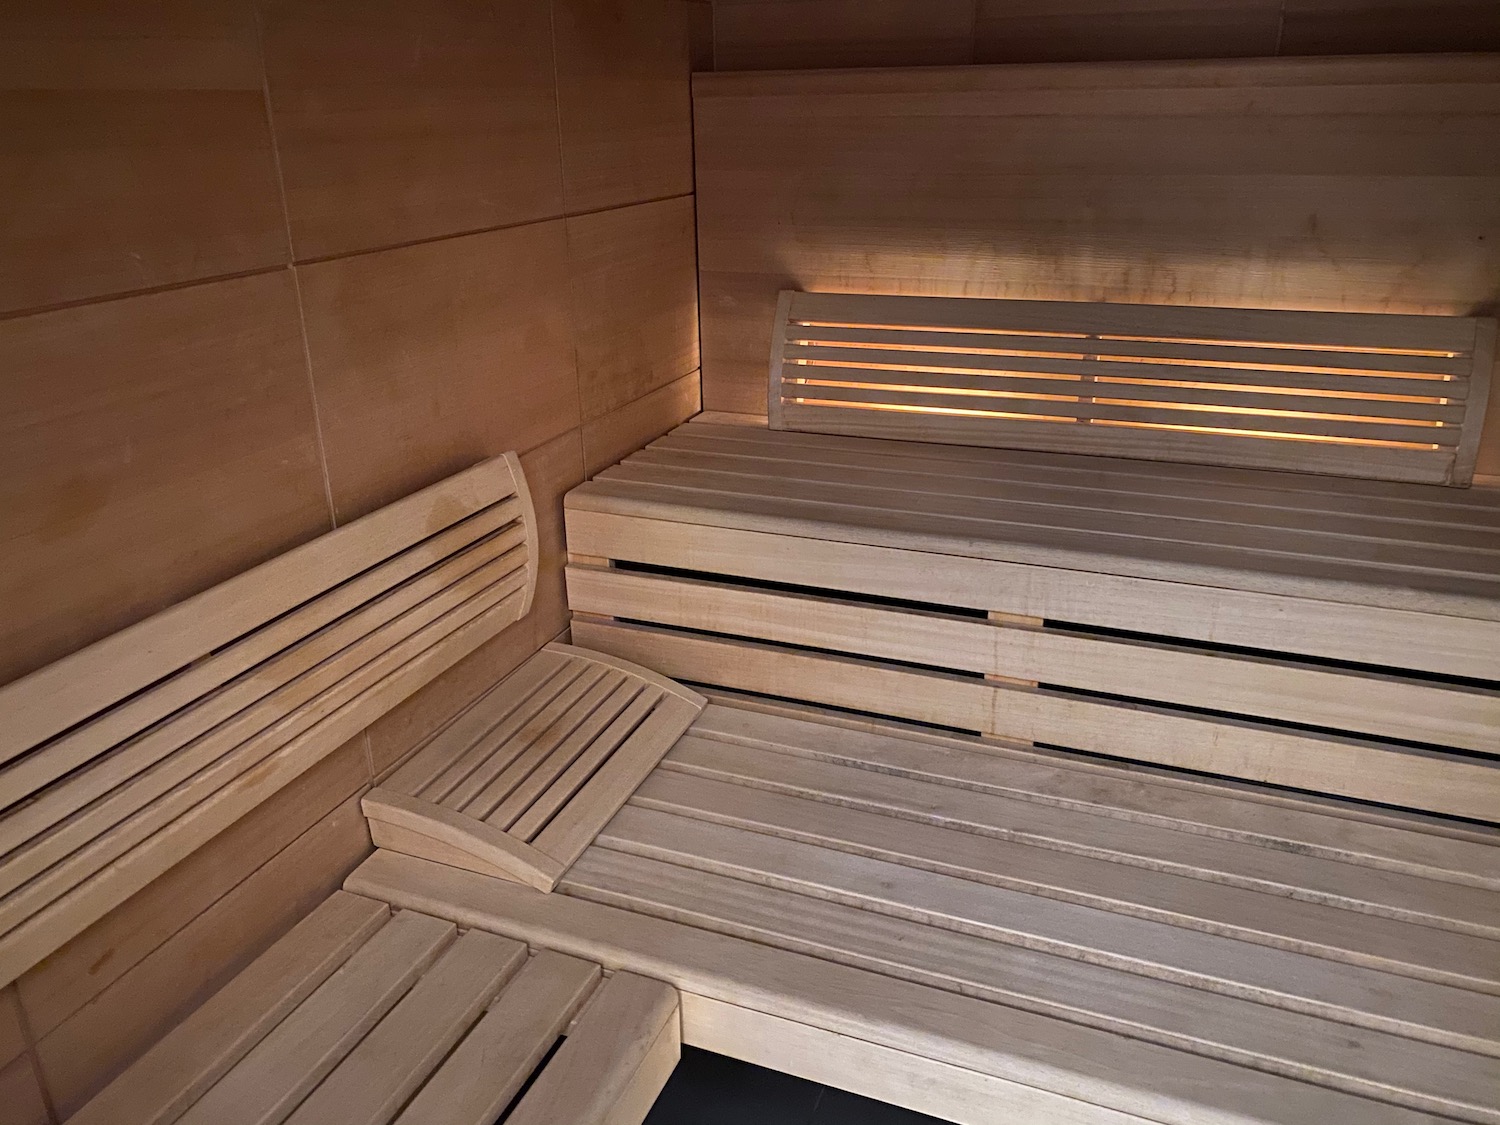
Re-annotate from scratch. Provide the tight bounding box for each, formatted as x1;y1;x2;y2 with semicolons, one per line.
0;0;286;314
1279;0;1500;53
299;222;579;523
0;271;330;686
583;372;702;476
692;57;1500;433
568;195;700;421
34;795;372;1117
553;0;694;212
975;0;1283;63
0;1054;49;1125
711;0;975;70
15;739;367;1044
0;988;23;1072
261;0;564;260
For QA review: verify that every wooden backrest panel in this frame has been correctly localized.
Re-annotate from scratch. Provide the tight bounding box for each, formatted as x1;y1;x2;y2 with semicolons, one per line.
769;291;1496;485
0;454;537;988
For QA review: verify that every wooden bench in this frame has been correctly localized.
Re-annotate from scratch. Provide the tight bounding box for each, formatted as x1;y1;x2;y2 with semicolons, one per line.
564;418;1500;819
0;452;537;989
69;890;680;1125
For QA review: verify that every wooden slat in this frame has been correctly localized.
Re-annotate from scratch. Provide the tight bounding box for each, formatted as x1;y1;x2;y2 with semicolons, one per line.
0;505;524;803
0;575;528;988
348;850;1456;1125
459;669;628;821
574;619;1500;823
568;848;1500;1118
661;736;1499;938
67;892;390;1125
531;694;705;870
439;664;609;812
0;566;529;913
621;776;1500;992
567;565;1500;753
392;950;601;1125
508;687;664;842
668;421;1500;524
0;540;529;860
283;929;526;1125
563;506;1500;671
485;679;644;832
0;453;526;763
688;702;1500;889
386;649;572;798
175;910;455;1125
504;971;680;1125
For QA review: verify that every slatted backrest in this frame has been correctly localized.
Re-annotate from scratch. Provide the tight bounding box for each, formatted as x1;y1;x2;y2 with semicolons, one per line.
769;291;1497;485
0;453;538;987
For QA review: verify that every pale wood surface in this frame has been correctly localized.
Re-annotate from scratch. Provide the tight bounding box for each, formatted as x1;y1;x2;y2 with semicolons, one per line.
282;929;526;1125
297;223;579;524
366;644;703;889
583;372;703;476
506;971;680;1125
692;56;1500;482
568;196;700;422
261;0;563;261
552;0;693;213
563;419;1498;816
767;291;1493;486
72;896;679;1125
393;950;600;1125
0;3;285;314
351;847;1483;1125
67;892;390;1125
0;454;535;990
0;272;330;688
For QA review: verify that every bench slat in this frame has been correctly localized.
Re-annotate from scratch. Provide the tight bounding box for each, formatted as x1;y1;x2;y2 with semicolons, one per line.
283;929;525;1125
505;971;680;1125
175;910;456;1125
392;950;601;1125
66;892;391;1125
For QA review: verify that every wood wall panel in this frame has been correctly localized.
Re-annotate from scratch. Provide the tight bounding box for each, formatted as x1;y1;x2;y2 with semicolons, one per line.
583;370;703;475
2;0;699;1111
0;1056;49;1125
1280;0;1500;53
298;222;581;523
975;0;1283;63
692;57;1500;461
261;0;564;260
0;1;286;315
0;271;332;686
686;0;715;70
705;0;1500;70
553;0;694;212
712;0;975;70
569;195;700;421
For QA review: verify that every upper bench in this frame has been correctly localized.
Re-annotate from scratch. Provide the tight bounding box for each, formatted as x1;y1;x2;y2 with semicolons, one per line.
0;453;537;988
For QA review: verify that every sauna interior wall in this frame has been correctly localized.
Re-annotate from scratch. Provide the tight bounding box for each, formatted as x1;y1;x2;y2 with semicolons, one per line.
694;56;1500;477
697;0;1500;71
0;2;699;1120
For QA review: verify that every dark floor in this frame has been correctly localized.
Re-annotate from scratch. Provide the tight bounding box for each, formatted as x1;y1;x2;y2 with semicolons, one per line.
644;1046;949;1125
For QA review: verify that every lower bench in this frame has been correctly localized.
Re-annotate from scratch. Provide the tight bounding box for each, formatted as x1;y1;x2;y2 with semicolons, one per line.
67;891;680;1125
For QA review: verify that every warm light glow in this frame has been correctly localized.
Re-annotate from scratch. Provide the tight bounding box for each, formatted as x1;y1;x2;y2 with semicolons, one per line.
793;319;1090;340
788;398;1077;423
1094;332;1462;359
1091;419;1443;450
790;377;1080;402
1092;398;1444;427
1093;376;1448;404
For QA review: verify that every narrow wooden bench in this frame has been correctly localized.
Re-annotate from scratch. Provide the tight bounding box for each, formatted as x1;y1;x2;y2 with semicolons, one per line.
351;691;1500;1125
564;417;1500;819
69;890;680;1125
0;452;536;988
